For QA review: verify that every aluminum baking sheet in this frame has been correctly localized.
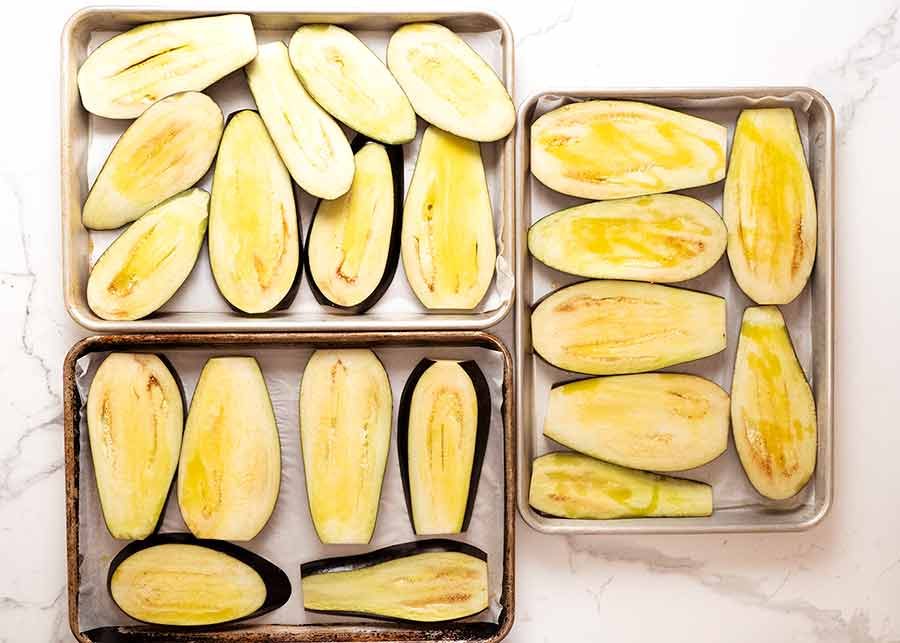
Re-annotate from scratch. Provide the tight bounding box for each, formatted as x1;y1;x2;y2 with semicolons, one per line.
515;88;834;534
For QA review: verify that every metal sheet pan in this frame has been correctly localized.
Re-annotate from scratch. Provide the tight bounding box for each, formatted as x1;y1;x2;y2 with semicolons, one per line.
515;88;835;534
61;8;515;333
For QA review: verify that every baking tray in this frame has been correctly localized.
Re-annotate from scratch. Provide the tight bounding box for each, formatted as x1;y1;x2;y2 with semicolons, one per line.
61;8;516;333
63;331;515;642
515;88;835;534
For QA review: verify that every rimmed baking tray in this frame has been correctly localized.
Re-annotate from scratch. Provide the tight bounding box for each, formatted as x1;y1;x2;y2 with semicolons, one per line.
63;331;515;642
61;8;515;333
515;88;835;534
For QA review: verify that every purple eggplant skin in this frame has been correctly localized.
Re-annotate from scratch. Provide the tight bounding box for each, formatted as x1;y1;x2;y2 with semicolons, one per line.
305;134;404;314
397;359;491;534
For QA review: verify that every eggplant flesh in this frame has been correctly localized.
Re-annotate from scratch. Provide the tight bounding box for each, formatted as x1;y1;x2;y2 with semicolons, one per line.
531;280;726;375
246;42;354;200
299;349;392;544
289;25;416;144
87;188;209;321
82;92;223;230
301;539;488;623
531;100;727;200
108;533;290;626
307;138;402;312
544;374;729;472
87;353;183;540
177;357;281;541
731;306;817;500
528;194;727;282
529;452;713;519
398;359;490;535
401;126;496;310
725;108;817;304
209;110;301;314
387;23;514;142
77;14;257;119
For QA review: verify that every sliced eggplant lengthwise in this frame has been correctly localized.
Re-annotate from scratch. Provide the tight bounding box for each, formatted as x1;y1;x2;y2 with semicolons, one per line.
82;92;223;230
544;374;729;472
398;359;490;535
528;194;727;282
108;533;290;626
731;306;817;500
77;14;257;119
401;126;496;310
301;539;488;623
529;452;713;519
299;349;392;544
306;137;403;312
532;280;726;375
178;357;281;541
531;100;727;200
87;188;209;321
387;23;514;142
87;353;183;540
289;25;416;144
725;108;817;304
209;110;301;314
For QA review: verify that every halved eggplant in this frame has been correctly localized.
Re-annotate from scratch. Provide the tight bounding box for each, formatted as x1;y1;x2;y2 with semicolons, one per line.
531;100;727;200
77;14;257;119
387;23;514;142
87;353;183;540
288;25;416;144
306;137;403;312
82;92;223;230
398;359;490;535
731;306;817;500
301;539;488;623
528;194;727;282
246;42;354;199
87;188;209;321
209;110;301;314
724;108;817;304
529;452;713;519
299;349;392;544
401;126;496;310
531;280;726;375
177;357;281;541
108;533;290;626
544;374;729;471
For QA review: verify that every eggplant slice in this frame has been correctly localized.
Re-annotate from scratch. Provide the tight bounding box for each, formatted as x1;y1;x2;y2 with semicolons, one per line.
299;349;392;544
108;533;290;626
87;188;209;321
178;357;281;541
387;23;514;142
301;539;488;623
77;14;257;119
731;306;817;500
289;25;416;144
87;353;183;539
529;452;713;519
528;194;727;282
82;92;223;230
531;280;726;375
725;108;817;304
246;42;354;199
398;359;490;535
306;137;403;312
544;374;729;472
209;110;301;314
531;100;727;200
401;126;496;310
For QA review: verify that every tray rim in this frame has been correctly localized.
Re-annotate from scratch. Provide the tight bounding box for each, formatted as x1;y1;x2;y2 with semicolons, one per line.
514;86;835;535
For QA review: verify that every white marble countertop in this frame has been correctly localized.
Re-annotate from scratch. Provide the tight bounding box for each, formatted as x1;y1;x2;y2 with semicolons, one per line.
2;0;898;640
